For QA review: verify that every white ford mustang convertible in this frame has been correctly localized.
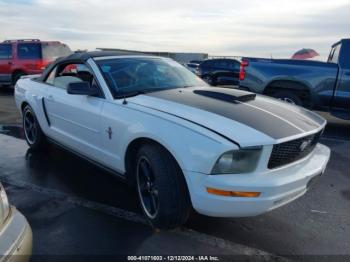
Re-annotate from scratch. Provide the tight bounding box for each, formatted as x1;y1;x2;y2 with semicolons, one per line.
15;51;331;229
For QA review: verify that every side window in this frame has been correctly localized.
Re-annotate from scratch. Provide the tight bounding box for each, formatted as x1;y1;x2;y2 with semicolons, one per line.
341;43;350;69
45;63;95;90
45;66;57;85
201;60;210;67
329;44;341;64
219;60;228;69
213;60;220;68
228;61;239;70
227;61;234;69
0;44;12;59
332;46;340;64
42;43;72;60
17;43;42;59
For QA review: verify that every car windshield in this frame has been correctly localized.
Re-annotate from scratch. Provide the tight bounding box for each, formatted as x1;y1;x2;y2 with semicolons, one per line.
96;57;207;97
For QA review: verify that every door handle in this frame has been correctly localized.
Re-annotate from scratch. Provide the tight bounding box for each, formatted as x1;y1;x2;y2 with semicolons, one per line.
8;61;12;65
345;72;350;76
47;95;54;101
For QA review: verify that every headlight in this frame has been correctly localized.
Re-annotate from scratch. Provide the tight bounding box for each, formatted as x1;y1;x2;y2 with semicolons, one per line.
0;183;10;223
211;147;262;174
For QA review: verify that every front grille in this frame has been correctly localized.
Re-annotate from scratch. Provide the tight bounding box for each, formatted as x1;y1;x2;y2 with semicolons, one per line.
268;131;322;169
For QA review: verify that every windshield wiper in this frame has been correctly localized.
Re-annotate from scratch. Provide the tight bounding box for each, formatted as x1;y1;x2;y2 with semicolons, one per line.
116;86;193;99
115;88;161;99
115;90;146;99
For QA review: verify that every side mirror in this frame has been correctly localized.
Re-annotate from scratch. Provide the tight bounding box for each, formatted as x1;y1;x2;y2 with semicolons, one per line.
67;81;99;96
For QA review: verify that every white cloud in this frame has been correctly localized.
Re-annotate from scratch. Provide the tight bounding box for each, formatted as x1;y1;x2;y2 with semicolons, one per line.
0;0;349;59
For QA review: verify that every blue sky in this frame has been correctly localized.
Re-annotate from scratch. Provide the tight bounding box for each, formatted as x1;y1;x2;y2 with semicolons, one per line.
0;0;349;59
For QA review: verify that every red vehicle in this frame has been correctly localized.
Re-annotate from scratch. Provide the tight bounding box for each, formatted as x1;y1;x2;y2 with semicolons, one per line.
0;39;72;87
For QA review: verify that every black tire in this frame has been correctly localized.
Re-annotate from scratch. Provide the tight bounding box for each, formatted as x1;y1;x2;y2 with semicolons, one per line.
12;72;25;87
22;105;47;150
272;90;303;106
135;143;191;229
203;75;215;86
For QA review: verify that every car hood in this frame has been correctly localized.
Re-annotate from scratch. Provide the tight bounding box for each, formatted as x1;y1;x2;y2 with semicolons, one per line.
128;87;326;147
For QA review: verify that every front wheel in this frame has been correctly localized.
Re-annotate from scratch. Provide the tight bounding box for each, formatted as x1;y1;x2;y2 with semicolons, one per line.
23;105;47;150
136;144;191;229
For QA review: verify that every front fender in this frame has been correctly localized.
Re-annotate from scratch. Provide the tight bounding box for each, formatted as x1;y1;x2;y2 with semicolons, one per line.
121;129;229;175
102;101;237;174
121;119;236;174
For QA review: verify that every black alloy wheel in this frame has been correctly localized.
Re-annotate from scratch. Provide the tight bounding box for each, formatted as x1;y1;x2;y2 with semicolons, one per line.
136;156;159;219
23;108;38;145
22;105;47;150
135;144;191;229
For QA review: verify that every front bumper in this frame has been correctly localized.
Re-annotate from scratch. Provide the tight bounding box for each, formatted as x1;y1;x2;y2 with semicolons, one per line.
184;143;331;217
0;208;32;262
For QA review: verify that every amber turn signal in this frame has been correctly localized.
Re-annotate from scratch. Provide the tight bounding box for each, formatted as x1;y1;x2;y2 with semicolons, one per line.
206;187;261;197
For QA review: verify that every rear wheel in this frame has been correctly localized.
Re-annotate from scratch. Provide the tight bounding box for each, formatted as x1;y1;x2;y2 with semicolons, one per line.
23;105;47;150
135;144;191;229
272;90;303;106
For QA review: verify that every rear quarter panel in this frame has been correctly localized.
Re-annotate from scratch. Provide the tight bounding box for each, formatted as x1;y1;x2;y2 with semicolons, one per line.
15;78;48;131
240;58;338;108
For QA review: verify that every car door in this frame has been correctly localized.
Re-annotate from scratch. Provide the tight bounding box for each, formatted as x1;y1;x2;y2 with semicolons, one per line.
227;60;240;85
43;62;105;160
199;60;212;76
0;43;13;84
216;59;231;85
332;42;350;113
334;68;350;112
215;59;239;86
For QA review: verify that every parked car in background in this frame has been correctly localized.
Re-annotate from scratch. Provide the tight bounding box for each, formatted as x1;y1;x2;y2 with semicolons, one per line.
0;39;72;87
197;58;240;86
0;183;32;261
185;62;200;73
239;39;350;120
189;60;203;64
15;51;330;229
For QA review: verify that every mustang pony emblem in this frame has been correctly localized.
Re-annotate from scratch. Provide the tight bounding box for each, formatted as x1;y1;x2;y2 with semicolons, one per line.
106;127;113;140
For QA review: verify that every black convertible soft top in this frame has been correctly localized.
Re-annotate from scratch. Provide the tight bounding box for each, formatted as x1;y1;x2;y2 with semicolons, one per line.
38;50;145;81
62;50;144;61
